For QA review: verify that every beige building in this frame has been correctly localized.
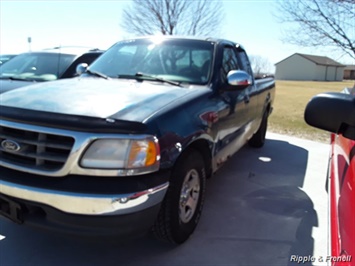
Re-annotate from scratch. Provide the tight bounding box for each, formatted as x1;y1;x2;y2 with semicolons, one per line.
275;53;345;81
344;65;355;80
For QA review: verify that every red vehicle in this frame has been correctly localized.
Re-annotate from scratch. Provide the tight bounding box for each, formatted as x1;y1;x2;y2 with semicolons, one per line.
305;87;355;266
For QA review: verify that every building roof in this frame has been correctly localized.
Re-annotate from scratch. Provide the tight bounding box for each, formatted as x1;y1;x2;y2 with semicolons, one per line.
275;53;346;67
344;65;355;70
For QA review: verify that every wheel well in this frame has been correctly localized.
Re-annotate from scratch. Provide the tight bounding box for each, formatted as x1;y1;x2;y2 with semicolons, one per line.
186;139;212;178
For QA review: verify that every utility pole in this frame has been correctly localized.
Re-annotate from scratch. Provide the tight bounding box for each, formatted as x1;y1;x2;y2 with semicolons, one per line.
27;37;32;52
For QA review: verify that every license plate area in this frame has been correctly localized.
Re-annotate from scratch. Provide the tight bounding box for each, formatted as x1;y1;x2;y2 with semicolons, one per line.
0;195;24;224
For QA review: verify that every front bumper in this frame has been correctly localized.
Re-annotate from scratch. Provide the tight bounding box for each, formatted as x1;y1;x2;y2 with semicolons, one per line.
0;166;170;236
0;179;168;216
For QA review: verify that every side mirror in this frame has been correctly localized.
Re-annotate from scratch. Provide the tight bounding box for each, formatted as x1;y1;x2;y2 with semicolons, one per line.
304;92;355;140
76;63;88;75
227;70;252;90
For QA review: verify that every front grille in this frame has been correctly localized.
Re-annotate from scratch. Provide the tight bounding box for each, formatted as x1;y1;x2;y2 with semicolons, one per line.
0;126;74;171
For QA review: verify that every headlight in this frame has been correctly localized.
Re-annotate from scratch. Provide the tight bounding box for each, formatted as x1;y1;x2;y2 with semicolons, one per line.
80;136;160;173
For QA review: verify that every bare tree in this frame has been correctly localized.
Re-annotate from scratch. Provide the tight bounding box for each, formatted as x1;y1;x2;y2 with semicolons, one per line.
121;0;224;36
275;0;355;60
249;55;273;77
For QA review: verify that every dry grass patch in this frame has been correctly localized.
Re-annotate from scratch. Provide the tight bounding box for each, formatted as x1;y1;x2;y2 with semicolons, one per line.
268;80;354;143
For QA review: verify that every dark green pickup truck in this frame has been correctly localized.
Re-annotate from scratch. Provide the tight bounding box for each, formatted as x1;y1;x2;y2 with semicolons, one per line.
0;36;275;244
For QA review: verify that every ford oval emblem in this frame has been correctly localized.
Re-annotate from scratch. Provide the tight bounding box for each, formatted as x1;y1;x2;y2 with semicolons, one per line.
1;139;21;152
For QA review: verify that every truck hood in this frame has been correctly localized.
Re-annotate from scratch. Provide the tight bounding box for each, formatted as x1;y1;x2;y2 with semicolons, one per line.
0;77;205;122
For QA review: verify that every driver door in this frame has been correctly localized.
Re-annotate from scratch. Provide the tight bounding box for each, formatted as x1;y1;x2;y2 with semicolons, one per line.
213;45;251;163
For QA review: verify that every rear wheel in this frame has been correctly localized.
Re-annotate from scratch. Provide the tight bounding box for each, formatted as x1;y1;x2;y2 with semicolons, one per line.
249;110;268;148
153;149;206;244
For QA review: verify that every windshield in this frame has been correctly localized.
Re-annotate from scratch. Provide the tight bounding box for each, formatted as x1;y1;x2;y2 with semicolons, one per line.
88;38;215;85
0;52;76;81
0;55;16;66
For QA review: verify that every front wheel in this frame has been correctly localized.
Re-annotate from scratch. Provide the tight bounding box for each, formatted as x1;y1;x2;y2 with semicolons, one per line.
248;110;268;148
153;149;206;244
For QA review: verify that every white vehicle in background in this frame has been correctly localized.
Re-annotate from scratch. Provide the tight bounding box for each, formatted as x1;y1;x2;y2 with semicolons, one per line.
0;47;104;93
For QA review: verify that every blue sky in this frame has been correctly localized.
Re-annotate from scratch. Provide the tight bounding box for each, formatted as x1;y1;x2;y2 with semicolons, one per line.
1;0;354;68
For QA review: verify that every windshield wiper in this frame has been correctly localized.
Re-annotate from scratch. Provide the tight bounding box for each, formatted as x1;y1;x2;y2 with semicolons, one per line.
86;69;109;79
0;76;32;81
118;72;181;87
136;72;182;87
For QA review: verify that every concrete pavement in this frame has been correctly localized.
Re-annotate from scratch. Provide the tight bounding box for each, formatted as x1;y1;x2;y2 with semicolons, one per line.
0;132;330;266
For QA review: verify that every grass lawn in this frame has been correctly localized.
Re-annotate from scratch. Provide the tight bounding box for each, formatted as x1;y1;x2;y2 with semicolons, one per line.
268;80;355;143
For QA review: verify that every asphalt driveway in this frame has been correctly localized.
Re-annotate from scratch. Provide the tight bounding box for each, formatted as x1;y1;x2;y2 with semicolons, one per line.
0;132;330;266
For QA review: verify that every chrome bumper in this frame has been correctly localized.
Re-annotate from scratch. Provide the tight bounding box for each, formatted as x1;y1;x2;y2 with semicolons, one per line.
0;180;168;216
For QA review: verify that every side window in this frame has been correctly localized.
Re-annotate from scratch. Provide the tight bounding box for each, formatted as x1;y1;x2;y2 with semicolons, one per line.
237;50;253;76
221;46;239;83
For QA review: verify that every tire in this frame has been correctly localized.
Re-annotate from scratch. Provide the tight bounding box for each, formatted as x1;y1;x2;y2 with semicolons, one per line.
248;111;268;148
152;149;206;244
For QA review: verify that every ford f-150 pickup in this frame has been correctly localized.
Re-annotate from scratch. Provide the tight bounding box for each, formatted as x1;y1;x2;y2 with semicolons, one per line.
0;36;275;244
